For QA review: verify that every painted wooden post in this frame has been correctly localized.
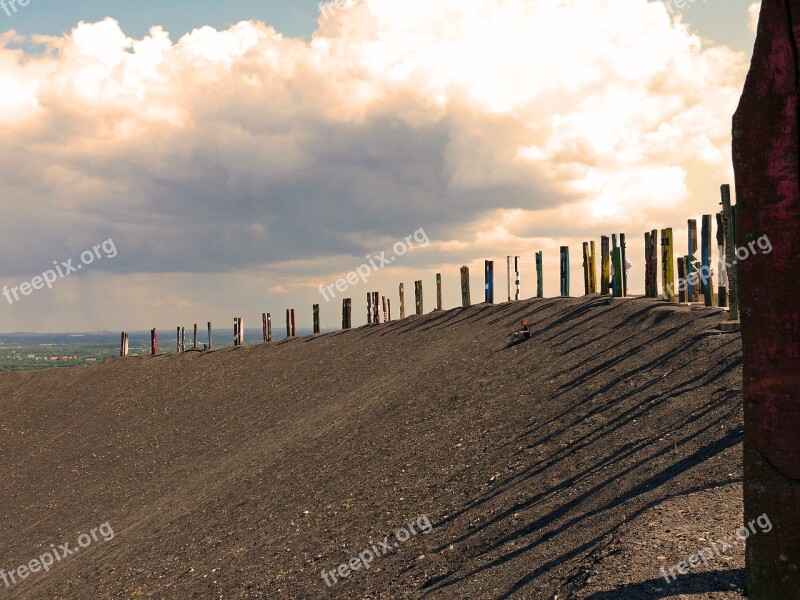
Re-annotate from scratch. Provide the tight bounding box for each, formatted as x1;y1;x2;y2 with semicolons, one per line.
721;185;739;320
313;304;320;334
382;296;387;322
290;309;296;337
238;318;244;345
193;324;198;349
372;292;380;323
677;257;687;303
716;212;728;307
600;236;610;295
233;319;238;346
182;327;186;352
644;231;653;297
620;233;628;297
399;284;405;319
366;292;373;324
559;246;570;297
387;298;391;322
262;313;268;342
151;328;157;355
650;229;659;296
687;219;698;302
286;309;291;337
611;234;618;296
582;242;591;295
661;228;675;302
436;273;443;310
535;252;543;298
506;256;512;302
612;248;623;298
342;298;351;329
732;12;800;592
460;266;471;307
267;314;272;342
701;214;715;306
414;280;423;315
514;256;520;300
120;332;127;356
207;322;212;350
178;327;182;353
589;241;597;293
484;260;494;303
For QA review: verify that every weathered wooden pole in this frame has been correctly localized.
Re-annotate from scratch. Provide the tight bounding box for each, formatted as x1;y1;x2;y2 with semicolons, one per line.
414;280;423;315
399;284;405;319
612;248;623;298
506;256;512;302
262;313;268;342
290;309;296;337
701;214;715;306
207;322;212;350
687;219;698;302
151;328;157;355
514;257;520;301
367;292;373;324
267;314;272;342
716;212;728;307
589;241;597;294
120;332;128;356
238;318;244;345
721;185;739;320
484;260;494;303
677;257;687;303
436;273;443;310
733;4;800;594
193;324;198;349
644;231;653;297
313;304;320;334
460;266;471;307
177;327;182;353
620;233;628;296
600;236;610;295
387;298;391;322
233;319;239;346
661;228;675;302
582;242;591;295
372;292;380;323
382;296;387;322
342;298;352;329
559;246;569;297
286;309;291;337
535;252;543;298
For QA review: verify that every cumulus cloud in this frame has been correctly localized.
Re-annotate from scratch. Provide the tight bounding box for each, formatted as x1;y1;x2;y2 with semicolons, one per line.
748;2;761;33
0;0;750;329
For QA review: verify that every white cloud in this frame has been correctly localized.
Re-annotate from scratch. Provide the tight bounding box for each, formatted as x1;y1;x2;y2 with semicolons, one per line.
0;0;751;330
748;2;761;33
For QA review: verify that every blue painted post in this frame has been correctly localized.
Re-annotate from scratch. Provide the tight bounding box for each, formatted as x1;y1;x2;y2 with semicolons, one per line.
485;260;494;303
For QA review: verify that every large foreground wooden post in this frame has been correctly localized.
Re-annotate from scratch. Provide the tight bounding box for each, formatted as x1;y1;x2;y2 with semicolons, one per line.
600;236;610;295
484;260;494;303
460;266;471;307
733;2;800;596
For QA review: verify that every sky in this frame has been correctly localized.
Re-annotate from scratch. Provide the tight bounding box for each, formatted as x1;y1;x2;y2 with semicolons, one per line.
0;0;762;333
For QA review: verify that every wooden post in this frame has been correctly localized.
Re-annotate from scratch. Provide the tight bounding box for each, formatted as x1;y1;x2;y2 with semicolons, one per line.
716;212;728;307
382;296;387;322
262;313;268;342
290;309;296;337
207;322;212;350
644;231;653;297
559;246;569;297
582;242;591;295
372;292;380;323
399;284;405;319
151;328;157;355
387;298;391;322
687;219;698;302
313;304;320;334
367;292;373;324
460;266;471;306
177;326;182;353
414;280;423;315
721;185;739;320
650;229;659;296
342;298;352;329
535;252;543;298
484;260;494;303
611;234;618;296
661;228;675;302
677;257;687;303
120;332;128;356
238;318;243;345
612;248;623;298
701;214;715;306
193;324;198;349
286;309;291;337
732;13;800;592
514;256;520;300
620;233;628;297
506;256;512;302
436;273;443;310
233;319;238;346
589;241;597;293
600;236;610;295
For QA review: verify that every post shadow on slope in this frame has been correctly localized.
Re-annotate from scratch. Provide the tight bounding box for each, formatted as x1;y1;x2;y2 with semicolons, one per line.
581;569;746;599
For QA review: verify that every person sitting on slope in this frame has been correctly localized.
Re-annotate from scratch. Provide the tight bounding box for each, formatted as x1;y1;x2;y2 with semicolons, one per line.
507;319;531;346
